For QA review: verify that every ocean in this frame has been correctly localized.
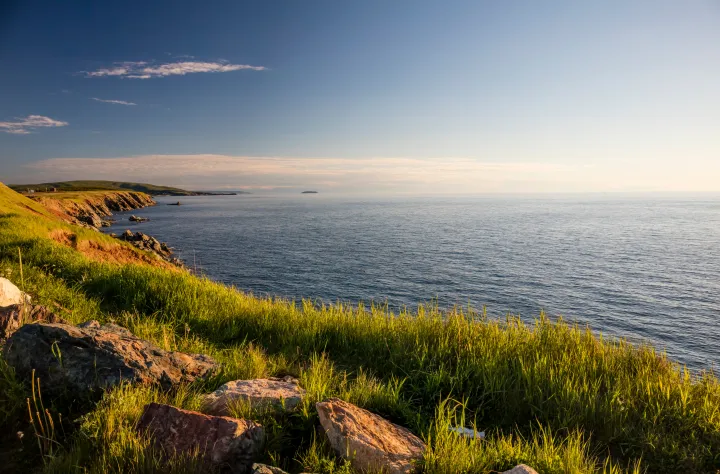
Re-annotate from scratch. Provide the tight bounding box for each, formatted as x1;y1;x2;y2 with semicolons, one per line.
106;194;720;371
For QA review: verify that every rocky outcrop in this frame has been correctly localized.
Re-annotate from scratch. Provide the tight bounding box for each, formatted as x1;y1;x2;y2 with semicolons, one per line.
316;398;425;474
0;304;65;339
0;277;30;307
117;230;183;267
137;403;264;473
30;191;156;229
502;465;539;474
3;320;217;394
204;376;306;416
129;215;149;222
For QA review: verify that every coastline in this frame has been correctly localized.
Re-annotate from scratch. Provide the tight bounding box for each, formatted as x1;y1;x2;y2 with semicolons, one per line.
0;182;718;473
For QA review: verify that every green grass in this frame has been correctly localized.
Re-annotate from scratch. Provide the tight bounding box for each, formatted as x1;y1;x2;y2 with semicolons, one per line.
8;180;198;196
0;182;718;473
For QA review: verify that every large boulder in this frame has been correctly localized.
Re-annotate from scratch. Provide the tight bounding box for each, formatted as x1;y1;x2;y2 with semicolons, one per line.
0;304;65;339
137;403;264;473
204;376;306;416
3;321;218;393
502;465;539;474
0;277;30;307
316;398;425;474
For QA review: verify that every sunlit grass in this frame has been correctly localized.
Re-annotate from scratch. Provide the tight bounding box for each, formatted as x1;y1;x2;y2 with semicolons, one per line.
1;182;719;473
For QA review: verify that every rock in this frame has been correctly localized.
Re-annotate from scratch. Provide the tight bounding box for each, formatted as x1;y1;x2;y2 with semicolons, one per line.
115;230;182;267
502;465;539;474
78;211;103;228
137;403;264;473
251;464;288;474
204;376;306;416
0;277;30;307
0;304;65;339
3;321;218;394
316;398;425;474
0;306;23;339
129;215;149;222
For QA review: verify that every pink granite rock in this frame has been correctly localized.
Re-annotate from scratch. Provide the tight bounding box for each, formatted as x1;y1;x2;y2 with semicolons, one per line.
316;398;425;474
137;402;264;473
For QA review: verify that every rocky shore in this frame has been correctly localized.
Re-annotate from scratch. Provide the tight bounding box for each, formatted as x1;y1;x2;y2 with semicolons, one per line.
30;191;156;228
116;230;184;266
28;191;184;266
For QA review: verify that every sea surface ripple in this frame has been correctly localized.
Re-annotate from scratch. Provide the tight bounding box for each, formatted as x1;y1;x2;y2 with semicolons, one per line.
107;195;720;371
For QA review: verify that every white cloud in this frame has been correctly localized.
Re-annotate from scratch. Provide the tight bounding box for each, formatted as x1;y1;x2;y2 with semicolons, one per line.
91;98;137;106
0;115;68;135
83;60;266;79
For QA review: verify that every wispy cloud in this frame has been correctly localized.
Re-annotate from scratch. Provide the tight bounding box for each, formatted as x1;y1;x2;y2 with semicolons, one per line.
83;60;266;79
91;97;137;106
0;115;68;135
26;154;587;192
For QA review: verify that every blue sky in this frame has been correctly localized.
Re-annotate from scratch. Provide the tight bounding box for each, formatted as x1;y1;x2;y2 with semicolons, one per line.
1;1;719;193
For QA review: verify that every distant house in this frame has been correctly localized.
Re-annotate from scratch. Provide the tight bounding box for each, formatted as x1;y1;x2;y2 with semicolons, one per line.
27;189;35;194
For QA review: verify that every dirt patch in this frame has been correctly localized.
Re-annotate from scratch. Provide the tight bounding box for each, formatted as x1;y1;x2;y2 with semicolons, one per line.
49;228;175;270
49;229;76;246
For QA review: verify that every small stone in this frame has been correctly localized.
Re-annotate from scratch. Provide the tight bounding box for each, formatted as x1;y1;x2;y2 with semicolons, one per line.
502;465;539;474
137;403;264;473
316;398;425;474
251;464;288;474
204;376;306;416
449;425;485;439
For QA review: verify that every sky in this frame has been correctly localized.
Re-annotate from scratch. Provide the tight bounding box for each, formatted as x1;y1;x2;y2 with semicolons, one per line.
1;1;719;193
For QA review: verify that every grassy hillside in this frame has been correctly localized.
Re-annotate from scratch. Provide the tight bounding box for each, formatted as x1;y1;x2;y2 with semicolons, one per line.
9;180;199;196
0;182;718;473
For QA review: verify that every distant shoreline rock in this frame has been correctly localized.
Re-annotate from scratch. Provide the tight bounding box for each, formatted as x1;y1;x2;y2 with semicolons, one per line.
117;230;183;266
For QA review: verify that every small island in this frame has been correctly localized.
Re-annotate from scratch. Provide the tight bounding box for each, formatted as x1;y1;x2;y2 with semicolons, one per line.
301;190;318;194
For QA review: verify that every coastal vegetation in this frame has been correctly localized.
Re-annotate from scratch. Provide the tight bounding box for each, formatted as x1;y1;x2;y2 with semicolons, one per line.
0;182;718;473
8;180;243;196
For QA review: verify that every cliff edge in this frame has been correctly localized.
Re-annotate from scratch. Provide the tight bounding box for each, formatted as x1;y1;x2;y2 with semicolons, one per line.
28;191;155;228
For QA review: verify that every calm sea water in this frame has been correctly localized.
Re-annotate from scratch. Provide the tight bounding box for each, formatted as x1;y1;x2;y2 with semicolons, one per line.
107;195;720;371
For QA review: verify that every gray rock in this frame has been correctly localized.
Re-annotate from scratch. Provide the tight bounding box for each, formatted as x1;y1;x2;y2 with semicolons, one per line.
204;376;306;416
502;465;539;474
137;403;264;473
3;321;218;394
251;464;288;474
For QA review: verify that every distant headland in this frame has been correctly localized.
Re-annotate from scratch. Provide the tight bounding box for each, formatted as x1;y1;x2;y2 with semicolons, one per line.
8;180;248;197
301;190;318;194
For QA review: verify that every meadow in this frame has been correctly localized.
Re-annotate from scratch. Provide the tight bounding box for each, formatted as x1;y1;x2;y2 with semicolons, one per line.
0;183;718;473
